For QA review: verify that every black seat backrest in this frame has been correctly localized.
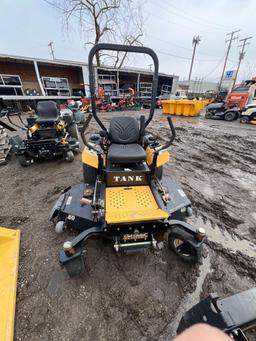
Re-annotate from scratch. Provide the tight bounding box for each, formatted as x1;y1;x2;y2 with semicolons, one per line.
109;116;140;144
37;101;59;120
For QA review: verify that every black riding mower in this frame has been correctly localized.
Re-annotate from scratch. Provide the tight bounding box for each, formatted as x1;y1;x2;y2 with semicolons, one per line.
50;44;206;277
205;101;240;121
9;100;79;166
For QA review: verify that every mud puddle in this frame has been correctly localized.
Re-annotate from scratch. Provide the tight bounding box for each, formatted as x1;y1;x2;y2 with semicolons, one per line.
190;215;256;258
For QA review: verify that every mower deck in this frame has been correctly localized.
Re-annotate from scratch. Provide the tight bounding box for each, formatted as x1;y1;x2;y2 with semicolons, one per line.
105;185;168;224
51;177;191;230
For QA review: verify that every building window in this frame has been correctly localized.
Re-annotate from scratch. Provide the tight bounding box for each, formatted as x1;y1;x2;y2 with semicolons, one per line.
0;74;23;96
42;77;70;96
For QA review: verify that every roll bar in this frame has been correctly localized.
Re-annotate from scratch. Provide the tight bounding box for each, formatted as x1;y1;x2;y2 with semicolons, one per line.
88;43;159;131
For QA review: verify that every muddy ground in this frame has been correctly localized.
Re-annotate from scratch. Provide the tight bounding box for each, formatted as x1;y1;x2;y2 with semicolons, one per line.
0;110;256;341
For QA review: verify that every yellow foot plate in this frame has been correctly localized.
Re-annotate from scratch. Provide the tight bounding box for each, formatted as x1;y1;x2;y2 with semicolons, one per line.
105;186;168;224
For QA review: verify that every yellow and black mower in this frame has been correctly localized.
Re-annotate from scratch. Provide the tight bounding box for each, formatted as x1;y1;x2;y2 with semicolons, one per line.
9;101;79;166
50;44;206;277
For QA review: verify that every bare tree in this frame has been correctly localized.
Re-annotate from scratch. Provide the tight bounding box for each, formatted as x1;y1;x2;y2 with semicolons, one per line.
59;0;144;67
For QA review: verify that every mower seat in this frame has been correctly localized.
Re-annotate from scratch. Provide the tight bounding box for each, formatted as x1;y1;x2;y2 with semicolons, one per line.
36;101;59;125
107;116;146;164
108;143;146;163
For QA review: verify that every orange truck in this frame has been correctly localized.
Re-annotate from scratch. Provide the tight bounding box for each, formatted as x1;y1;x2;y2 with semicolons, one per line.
226;79;256;109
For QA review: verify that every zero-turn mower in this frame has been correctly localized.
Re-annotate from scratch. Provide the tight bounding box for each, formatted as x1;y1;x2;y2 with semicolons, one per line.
50;44;206;277
9;100;79;166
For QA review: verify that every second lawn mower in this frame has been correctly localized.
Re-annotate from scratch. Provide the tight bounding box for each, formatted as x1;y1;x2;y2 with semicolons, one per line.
50;43;206;277
9;101;79;166
205;101;240;121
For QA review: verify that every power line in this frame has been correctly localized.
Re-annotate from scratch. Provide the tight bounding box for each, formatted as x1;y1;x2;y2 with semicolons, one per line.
156;48;229;62
166;0;232;31
148;0;229;34
201;53;226;80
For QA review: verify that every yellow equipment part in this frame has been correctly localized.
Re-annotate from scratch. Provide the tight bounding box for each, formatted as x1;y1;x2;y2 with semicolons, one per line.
82;147;99;169
0;227;20;341
60;133;68;145
105;186;169;224
29;123;40;134
56;121;66;131
146;146;170;167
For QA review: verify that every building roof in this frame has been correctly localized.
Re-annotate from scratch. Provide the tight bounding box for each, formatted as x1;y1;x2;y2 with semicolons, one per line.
0;53;86;67
0;52;178;78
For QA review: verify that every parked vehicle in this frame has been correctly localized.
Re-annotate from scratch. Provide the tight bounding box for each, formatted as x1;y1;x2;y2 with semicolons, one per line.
240;103;256;124
226;79;256;109
9;101;79;166
205;101;240;121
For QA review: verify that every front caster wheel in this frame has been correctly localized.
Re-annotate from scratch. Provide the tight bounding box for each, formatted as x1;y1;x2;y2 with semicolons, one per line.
17;154;31;167
168;232;200;263
65;257;85;277
65;150;74;162
205;112;213;119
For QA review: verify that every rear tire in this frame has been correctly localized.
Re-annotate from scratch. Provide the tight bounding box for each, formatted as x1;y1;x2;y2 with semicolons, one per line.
240;116;250;124
83;163;97;183
224;111;237;121
17;154;30;167
168;231;200;263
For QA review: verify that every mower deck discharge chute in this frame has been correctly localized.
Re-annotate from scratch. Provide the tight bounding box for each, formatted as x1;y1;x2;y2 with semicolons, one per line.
50;43;206;277
9;100;79;166
0;227;20;341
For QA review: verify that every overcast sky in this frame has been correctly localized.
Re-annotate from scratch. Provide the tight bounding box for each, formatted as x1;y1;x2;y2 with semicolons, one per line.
0;0;255;82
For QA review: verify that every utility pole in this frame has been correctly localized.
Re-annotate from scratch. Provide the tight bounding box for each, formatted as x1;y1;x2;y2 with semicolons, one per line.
218;29;240;91
188;36;201;83
232;36;253;90
48;41;55;60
